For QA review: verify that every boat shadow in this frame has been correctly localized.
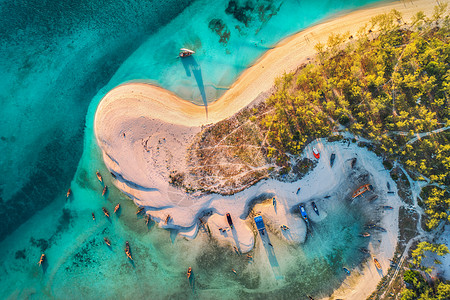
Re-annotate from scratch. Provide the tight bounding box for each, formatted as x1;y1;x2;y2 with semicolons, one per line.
181;56;208;118
258;230;283;280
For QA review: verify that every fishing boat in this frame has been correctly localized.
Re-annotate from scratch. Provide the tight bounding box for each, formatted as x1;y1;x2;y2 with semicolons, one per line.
374;226;387;232
104;237;111;246
352;184;373;198
102;185;108;197
96;171;103;183
359;247;370;254
226;213;234;229
187;267;192;279
125;241;133;260
136;207;144;215
102;207;110;218
374;258;381;269
359;232;370;237
179;48;195;58
311;201;319;216
364;224;376;229
92;212;95;221
114;203;120;214
66;188;72;199
382;206;393;210
343;267;350;274
330;153;336;167
38;253;46;266
312;147;320;159
299;204;309;225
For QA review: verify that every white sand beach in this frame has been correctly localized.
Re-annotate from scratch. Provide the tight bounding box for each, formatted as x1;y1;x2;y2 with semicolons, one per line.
94;0;439;298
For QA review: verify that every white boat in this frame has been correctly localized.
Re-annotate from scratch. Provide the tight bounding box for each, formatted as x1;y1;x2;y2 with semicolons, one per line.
179;48;195;58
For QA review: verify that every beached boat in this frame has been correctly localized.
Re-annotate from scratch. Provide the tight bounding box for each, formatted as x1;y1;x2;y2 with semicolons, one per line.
102;207;110;218
125;241;133;260
374;258;381;269
330;153;336;167
66;188;72;199
102;185;108;196
312;147;320;159
299;204;309;225
114;203;120;214
187;267;192;279
92;212;95;221
352;184;373;198
136;207;144;215
374;226;387;232
165;214;171;224
343;267;350;274
179;48;195;58
38;253;46;266
96;171;103;183
359;232;370;237
311;201;319;216
383;206;393;210
272;197;276;206
226;213;234;229
104;237;111;246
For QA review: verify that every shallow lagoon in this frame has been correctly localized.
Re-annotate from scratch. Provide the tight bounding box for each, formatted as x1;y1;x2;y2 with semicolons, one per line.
0;0;384;298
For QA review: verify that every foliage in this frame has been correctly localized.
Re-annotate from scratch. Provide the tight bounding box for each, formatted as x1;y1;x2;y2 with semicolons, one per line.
401;270;450;300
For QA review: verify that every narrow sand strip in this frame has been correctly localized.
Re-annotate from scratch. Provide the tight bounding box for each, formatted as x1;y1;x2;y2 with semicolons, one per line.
95;0;438;132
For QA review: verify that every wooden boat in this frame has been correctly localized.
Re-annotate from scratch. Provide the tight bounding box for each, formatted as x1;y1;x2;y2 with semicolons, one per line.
359;232;370;237
165;214;171;224
145;215;151;225
66;188;72;199
374;258;381;269
299;204;309;225
187;267;192;279
312;147;320;159
352;184;373;198
125;242;133;260
365;224;376;229
96;171;103;183
272;197;276;206
374;226;387;232
343;267;350;274
382;206;393;210
104;237;111;246
330;153;336;167
226;213;234;229
102;185;108;197
311;202;319;216
114;203;120;214
38;253;46;266
387;181;391;190
179;48;195;58
359;247;370;254
136;207;144;215
102;207;110;218
92;212;95;221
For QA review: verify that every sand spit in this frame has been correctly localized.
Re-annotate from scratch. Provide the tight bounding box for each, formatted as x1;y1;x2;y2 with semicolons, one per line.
94;0;437;298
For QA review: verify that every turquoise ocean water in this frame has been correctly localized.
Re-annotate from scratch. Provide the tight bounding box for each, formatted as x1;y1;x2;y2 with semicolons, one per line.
0;0;382;298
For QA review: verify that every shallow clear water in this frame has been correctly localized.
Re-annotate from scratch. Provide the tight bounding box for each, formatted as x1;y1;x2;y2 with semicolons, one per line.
0;0;382;298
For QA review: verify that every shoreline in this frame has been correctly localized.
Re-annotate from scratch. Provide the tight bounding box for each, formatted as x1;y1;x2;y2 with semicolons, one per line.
94;0;438;299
